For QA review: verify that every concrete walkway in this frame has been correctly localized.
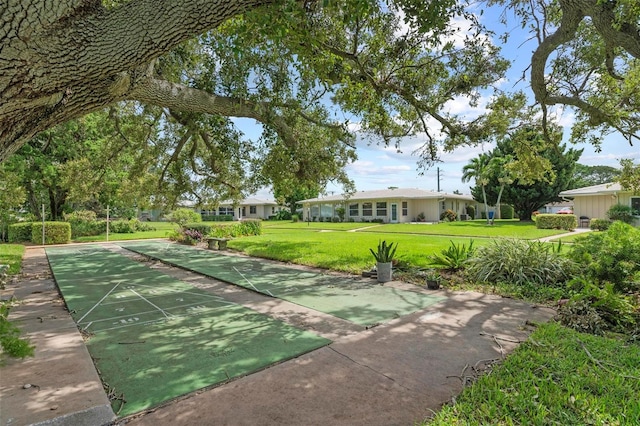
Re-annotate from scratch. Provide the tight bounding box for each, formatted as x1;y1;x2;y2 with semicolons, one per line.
1;245;556;426
536;226;592;242
0;247;115;426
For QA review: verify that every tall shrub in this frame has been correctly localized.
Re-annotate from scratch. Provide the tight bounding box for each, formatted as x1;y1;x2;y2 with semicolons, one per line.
606;204;637;224
569;221;640;292
168;209;201;228
465;205;475;220
64;210;102;237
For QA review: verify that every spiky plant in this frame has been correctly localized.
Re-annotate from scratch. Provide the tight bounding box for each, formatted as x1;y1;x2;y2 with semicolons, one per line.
369;240;398;263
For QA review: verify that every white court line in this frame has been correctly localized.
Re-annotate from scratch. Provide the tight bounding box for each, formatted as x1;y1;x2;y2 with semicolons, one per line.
129;288;174;319
77;282;123;323
233;266;274;297
78;299;236;326
81;299;244;332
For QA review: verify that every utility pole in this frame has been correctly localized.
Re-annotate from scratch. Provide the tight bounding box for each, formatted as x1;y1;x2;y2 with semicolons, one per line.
437;167;442;192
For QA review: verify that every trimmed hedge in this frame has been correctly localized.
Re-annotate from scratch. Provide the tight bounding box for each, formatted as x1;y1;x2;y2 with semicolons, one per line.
8;222;33;243
31;222;71;245
535;214;577;231
500;205;515;220
201;215;234;222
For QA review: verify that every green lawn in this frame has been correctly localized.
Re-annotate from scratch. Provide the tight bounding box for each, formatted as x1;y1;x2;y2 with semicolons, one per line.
425;322;640;425
230;228;487;273
553;232;595;244
263;219;570;239
369;220;569;239
0;244;25;274
261;221;373;231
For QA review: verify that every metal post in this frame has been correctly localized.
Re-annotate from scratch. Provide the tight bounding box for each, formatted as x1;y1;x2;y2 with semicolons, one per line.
41;204;45;245
106;205;110;242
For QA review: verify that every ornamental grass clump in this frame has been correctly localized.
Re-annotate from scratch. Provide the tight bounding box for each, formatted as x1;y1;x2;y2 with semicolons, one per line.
465;239;576;286
428;240;475;271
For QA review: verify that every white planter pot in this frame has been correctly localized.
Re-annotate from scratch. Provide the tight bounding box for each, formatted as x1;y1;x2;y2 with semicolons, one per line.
377;262;392;283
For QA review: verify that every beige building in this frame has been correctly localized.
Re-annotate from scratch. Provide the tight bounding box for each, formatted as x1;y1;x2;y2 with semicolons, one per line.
299;188;477;223
559;183;640;226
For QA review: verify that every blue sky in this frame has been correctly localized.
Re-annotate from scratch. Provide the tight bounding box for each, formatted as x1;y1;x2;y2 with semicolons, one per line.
249;6;640;200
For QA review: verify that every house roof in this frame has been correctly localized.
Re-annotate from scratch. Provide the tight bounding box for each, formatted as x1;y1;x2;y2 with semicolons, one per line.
208;198;278;207
299;188;474;203
240;198;278;206
559;182;623;197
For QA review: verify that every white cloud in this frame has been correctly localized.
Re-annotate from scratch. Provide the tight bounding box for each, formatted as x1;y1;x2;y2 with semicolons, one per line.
347;160;412;176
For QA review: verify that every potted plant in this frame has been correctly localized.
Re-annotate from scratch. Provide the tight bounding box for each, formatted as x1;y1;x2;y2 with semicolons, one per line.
424;269;442;290
369;240;397;283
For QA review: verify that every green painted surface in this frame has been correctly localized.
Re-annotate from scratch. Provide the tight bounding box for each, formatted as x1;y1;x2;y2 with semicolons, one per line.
45;245;330;417
120;242;445;327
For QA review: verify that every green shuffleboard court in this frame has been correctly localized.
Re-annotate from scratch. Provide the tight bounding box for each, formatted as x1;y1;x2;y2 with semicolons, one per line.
46;245;330;417
119;241;445;327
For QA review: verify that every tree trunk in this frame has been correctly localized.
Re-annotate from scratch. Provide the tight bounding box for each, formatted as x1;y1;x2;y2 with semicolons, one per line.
0;0;275;161
482;185;490;225
495;184;505;221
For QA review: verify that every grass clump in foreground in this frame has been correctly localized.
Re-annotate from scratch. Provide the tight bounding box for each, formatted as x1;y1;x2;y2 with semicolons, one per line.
0;244;25;275
426;322;640;425
0;244;34;359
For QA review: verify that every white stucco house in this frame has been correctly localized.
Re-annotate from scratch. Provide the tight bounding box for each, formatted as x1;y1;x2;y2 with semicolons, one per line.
198;198;282;220
559;182;640;226
298;188;477;223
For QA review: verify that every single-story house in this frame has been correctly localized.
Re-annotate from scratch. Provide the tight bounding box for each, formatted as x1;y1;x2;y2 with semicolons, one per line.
298;188;477;223
198;198;282;220
559;182;640;225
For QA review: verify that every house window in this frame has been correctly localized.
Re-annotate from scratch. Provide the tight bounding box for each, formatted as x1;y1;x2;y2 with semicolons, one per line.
349;203;359;217
249;206;257;214
310;205;320;219
402;201;408;216
632;197;640;215
218;207;233;215
376;202;387;216
321;204;333;218
362;202;373;216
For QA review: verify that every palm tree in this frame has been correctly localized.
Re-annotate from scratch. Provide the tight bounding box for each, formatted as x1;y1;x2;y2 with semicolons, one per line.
488;155;515;221
462;153;491;224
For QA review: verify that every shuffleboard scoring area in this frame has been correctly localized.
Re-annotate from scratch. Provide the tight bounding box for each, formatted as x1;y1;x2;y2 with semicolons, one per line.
120;241;445;327
46;245;330;417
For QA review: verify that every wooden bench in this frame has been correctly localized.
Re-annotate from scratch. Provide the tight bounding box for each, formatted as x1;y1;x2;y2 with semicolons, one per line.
206;237;231;250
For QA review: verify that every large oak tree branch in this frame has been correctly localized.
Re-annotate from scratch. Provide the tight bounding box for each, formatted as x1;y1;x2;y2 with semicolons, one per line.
0;0;276;161
530;0;640;143
128;76;304;148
